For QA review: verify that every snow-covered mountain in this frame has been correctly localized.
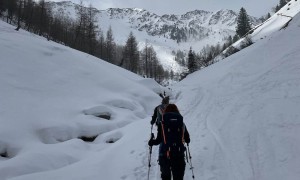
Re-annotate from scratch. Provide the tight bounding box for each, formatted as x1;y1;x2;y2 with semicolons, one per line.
50;1;259;42
48;1;260;72
102;8;253;42
1;1;300;180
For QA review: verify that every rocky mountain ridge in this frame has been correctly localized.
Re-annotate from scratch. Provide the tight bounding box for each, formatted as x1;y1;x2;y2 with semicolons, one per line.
49;1;260;43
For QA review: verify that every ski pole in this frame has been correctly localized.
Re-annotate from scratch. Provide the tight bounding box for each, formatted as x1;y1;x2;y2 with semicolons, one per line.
147;145;153;180
147;125;154;180
187;144;195;179
185;148;189;163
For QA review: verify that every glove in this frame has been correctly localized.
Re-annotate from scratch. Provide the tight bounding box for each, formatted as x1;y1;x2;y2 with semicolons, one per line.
148;133;154;146
148;139;154;146
150;117;156;125
185;136;190;144
150;120;155;125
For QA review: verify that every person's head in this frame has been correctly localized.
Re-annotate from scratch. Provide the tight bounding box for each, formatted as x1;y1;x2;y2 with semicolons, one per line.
164;104;180;113
161;96;169;105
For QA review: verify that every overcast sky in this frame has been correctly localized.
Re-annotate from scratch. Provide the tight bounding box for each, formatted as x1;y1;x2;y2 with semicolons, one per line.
53;0;279;17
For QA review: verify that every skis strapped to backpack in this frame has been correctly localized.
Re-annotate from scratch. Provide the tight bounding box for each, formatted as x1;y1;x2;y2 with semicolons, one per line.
160;112;186;158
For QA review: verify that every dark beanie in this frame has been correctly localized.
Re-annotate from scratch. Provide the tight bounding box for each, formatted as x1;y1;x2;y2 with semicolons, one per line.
162;96;169;104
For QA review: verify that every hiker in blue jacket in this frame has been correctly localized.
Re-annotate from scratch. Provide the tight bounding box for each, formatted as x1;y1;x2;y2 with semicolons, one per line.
148;104;190;180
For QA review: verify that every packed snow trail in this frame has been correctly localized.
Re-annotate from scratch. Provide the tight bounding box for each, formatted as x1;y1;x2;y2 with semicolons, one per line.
170;12;300;180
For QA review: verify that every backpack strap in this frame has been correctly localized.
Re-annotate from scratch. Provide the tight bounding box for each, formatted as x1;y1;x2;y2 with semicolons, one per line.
160;115;170;158
158;105;167;144
161;121;167;145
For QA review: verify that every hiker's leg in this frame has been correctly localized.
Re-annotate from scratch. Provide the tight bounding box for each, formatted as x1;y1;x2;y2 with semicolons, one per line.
171;156;186;180
159;156;171;180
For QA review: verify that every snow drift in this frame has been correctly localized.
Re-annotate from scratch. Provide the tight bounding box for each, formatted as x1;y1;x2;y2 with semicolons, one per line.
0;20;164;180
1;1;300;180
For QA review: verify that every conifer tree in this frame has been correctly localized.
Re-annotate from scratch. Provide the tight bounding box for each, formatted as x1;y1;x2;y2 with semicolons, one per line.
74;0;87;50
236;7;251;38
97;31;105;59
15;0;23;31
7;0;17;23
143;40;150;76
0;0;5;16
106;26;116;63
38;0;48;36
279;0;287;8
226;35;233;46
233;34;240;42
275;4;280;12
187;47;197;74
141;45;159;78
23;0;35;31
170;70;174;80
259;15;266;23
86;4;98;55
123;32;139;73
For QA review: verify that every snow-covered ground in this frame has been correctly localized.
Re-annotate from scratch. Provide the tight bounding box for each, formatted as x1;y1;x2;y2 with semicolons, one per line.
0;20;165;179
171;3;300;180
1;1;300;180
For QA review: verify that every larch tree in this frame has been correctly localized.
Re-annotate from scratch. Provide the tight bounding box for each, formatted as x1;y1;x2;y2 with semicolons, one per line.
106;26;116;63
141;45;158;78
15;0;23;31
74;0;87;50
86;4;98;55
97;30;105;60
7;0;17;23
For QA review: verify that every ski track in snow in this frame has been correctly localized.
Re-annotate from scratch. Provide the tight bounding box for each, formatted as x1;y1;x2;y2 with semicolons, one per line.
171;25;300;178
2;1;300;180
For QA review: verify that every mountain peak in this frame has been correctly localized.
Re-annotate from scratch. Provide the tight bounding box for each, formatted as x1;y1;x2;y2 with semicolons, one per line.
209;9;238;26
48;2;260;72
132;7;145;12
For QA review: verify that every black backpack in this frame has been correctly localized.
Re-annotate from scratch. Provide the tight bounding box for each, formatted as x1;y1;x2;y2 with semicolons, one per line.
161;112;186;157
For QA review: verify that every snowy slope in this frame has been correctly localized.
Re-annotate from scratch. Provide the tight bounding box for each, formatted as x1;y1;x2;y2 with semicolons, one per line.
171;6;300;180
250;0;300;41
0;20;166;180
1;1;300;180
